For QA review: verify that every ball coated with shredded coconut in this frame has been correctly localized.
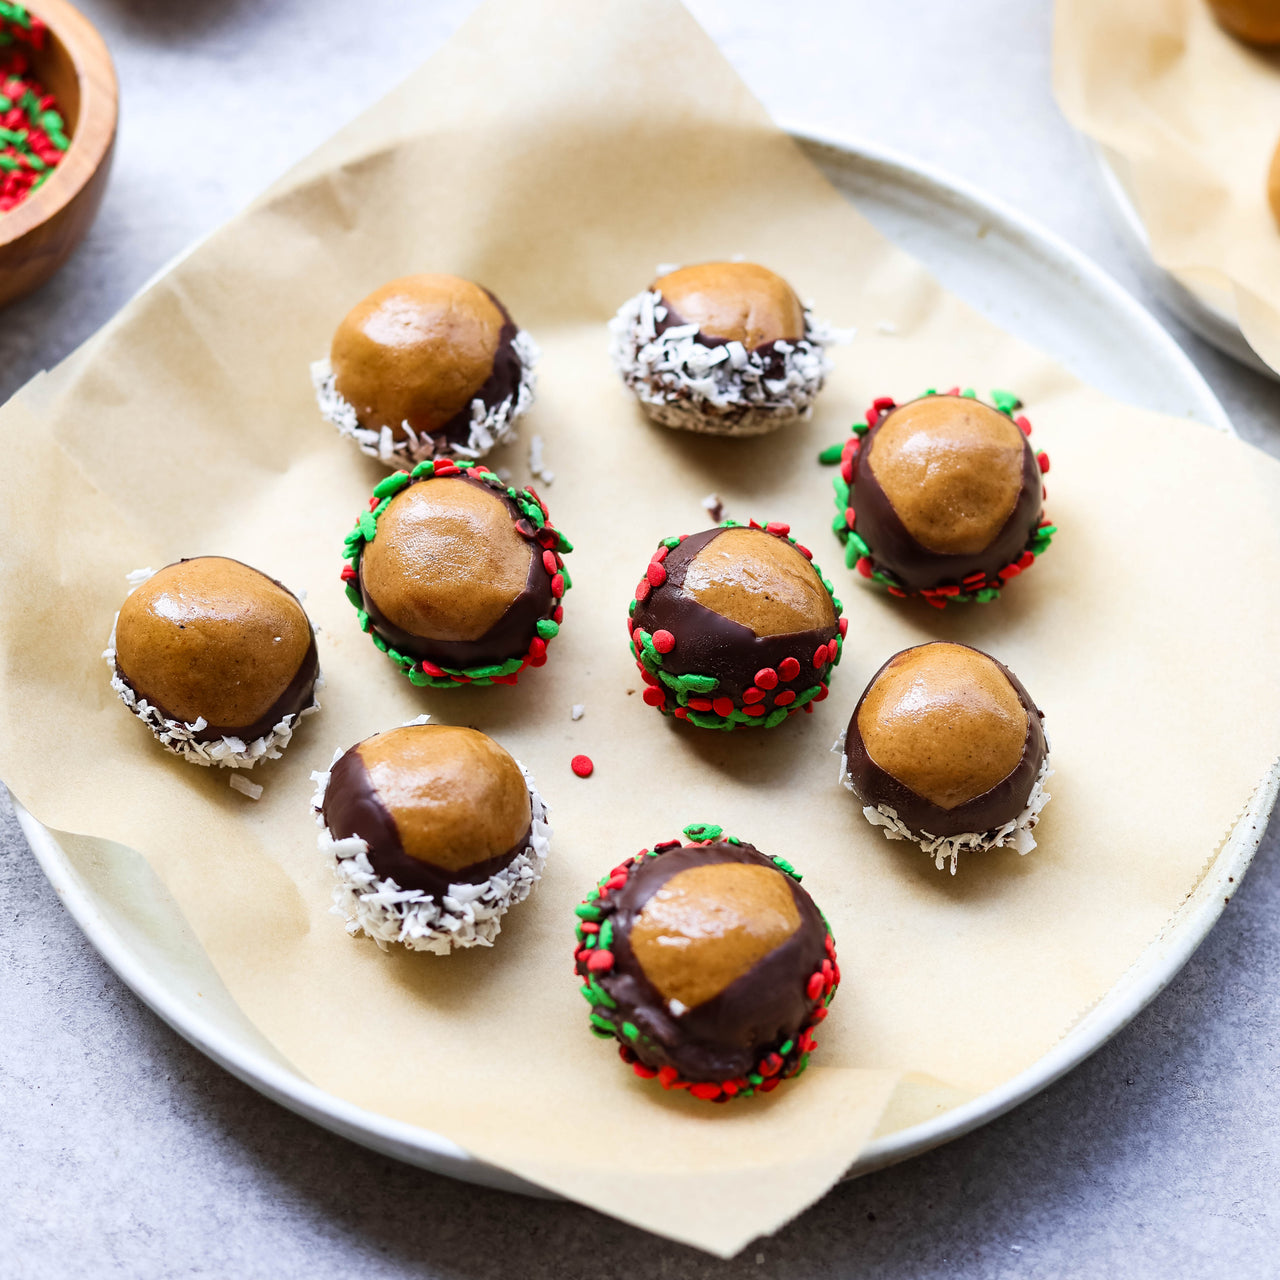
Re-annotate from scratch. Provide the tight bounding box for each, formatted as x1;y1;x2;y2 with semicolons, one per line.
839;641;1052;873
313;273;538;467
313;722;550;953
608;261;839;437
105;558;321;769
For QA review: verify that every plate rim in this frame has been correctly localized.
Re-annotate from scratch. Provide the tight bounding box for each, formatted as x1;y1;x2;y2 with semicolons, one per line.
10;130;1269;1201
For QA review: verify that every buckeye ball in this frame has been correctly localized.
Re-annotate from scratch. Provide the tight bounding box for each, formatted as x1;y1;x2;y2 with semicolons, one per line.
107;556;320;767
574;825;838;1101
609;261;836;436
316;722;549;953
344;459;570;688
629;522;844;730
834;392;1054;604
313;273;537;466
841;642;1051;872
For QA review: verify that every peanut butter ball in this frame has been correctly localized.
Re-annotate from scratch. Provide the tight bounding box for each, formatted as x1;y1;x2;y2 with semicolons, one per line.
573;825;838;1100
609;261;835;436
107;557;319;767
841;642;1051;871
313;274;537;466
1207;0;1280;44
629;522;844;730
834;392;1054;604
317;722;549;953
343;458;571;688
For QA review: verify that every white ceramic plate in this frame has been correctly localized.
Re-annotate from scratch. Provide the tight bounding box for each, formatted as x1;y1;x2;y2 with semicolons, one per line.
1085;139;1278;381
12;132;1274;1200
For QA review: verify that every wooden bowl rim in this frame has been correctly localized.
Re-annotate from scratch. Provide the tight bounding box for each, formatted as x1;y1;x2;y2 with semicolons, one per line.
0;0;117;249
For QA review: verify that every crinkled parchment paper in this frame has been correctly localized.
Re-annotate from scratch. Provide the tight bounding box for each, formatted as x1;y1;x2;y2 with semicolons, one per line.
3;0;1280;1257
1055;0;1280;371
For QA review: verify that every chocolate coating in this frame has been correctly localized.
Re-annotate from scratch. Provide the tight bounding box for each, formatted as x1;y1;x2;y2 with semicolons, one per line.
114;557;318;742
1207;0;1280;43
852;395;1043;592
331;274;523;448
322;724;531;897
631;527;840;723
587;840;828;1083
844;642;1047;838
356;472;553;669
653;262;806;351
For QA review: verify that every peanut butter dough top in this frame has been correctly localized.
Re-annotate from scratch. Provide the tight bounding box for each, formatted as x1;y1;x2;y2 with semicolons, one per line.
653;262;806;350
629;861;800;1010
865;395;1028;557
331;274;507;440
1207;0;1280;44
857;642;1029;810
682;526;836;638
353;724;531;872
360;477;533;642
114;557;312;731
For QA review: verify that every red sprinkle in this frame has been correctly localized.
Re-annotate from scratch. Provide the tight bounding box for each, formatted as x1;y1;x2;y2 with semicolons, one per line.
690;1083;722;1101
634;578;651;602
806;972;824;1000
658;1066;681;1090
550;572;565;597
528;636;548;666
872;395;896;412
652;629;675;654
712;696;734;718
838;616;848;639
651;545;669;564
765;521;790;536
774;690;796;707
420;659;447;678
646;562;667;587
779;657;801;682
743;704;765;717
642;687;665;708
688;698;714;712
755;667;778;690
1037;451;1050;474
743;686;765;704
553;605;564;624
633;1062;658;1080
856;557;874;579
813;645;829;669
542;549;558;574
571;754;595;777
1016;414;1033;435
340;564;356;582
587;948;614;972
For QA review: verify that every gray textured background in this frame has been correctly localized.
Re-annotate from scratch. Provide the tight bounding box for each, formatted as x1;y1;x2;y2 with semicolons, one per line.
3;2;1278;1276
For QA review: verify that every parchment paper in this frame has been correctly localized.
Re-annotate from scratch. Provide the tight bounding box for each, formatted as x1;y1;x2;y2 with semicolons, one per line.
3;0;1280;1257
1055;0;1280;372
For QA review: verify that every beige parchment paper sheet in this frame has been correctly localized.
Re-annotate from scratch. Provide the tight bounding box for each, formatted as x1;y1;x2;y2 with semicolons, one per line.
4;0;1280;1257
1055;0;1280;372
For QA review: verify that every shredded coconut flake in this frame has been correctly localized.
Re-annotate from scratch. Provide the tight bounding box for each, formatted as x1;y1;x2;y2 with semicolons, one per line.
311;328;539;468
876;320;898;335
103;570;320;770
528;433;555;486
701;493;727;523
229;775;264;800
834;731;1053;875
570;704;585;721
609;286;849;436
311;732;550;954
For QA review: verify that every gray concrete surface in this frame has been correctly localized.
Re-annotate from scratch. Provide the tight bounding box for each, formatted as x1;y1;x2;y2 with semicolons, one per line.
2;1;1278;1275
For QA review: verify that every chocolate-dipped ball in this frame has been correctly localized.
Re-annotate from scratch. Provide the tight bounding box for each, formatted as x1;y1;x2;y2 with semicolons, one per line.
609;261;836;436
840;642;1051;872
629;522;844;730
1206;0;1280;44
343;458;571;688
574;824;838;1101
831;391;1055;605
106;557;320;767
315;722;549;953
312;273;538;466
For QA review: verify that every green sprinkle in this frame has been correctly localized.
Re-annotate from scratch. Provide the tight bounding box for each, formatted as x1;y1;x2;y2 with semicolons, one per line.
834;475;850;507
990;389;1020;415
833;512;849;536
748;1072;764;1086
683;822;723;842
599;919;614;950
673;672;718;694
771;858;801;882
371;633;388;653
727;836;742;846
580;984;606;1007
357;510;377;541
0;154;17;172
355;609;370;632
574;903;602;921
535;618;559;639
588;977;617;1009
621;1021;639;1041
764;708;788;729
817;443;844;465
779;1039;795;1056
411;460;436;477
924;387;937;396
961;387;976;398
372;472;411;499
661;536;681;549
465;663;507;679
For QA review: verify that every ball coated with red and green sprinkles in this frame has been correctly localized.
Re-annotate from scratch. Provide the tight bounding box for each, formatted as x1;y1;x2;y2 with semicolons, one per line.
572;825;839;1102
628;520;844;732
571;754;594;778
0;11;71;215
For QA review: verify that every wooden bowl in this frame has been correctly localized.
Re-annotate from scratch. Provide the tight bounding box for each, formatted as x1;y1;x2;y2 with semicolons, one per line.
0;0;116;308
